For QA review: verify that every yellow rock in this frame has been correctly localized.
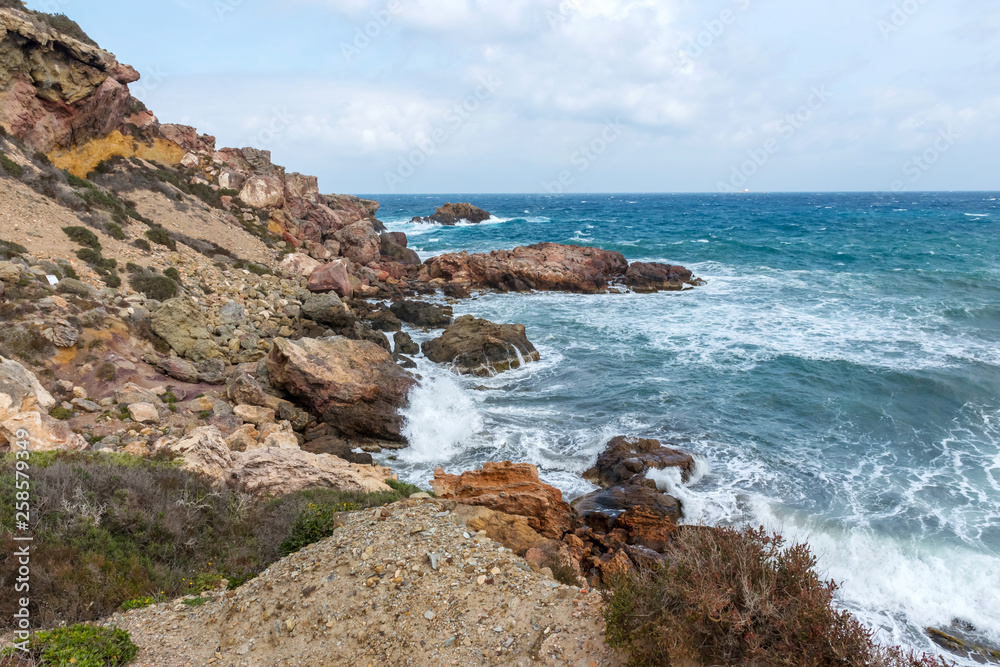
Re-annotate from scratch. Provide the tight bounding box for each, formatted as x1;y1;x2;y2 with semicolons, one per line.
48;130;186;178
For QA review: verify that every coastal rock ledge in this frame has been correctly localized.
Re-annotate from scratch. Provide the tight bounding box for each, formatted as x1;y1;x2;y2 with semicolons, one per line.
423;242;703;294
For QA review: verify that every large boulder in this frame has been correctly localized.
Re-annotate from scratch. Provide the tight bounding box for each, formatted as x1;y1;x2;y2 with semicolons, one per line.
425;242;628;293
583;436;696;487
334;220;381;266
239;175;285;209
301;292;354;328
389;300;453;328
421;315;539;376
266;337;415;441
624;262;698;292
572;483;682;536
379;233;421;265
411;202;491;225
279;252;322;278
307;260;354;299
151;296;221;362
430;461;574;538
0;356;86;452
155;426;233;486
229;448;393;495
451;504;558;556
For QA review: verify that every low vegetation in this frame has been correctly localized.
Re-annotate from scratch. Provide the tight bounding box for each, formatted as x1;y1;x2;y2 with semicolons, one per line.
1;624;138;667
144;226;176;251
603;525;949;667
0;149;24;178
0;453;418;629
129;271;177;301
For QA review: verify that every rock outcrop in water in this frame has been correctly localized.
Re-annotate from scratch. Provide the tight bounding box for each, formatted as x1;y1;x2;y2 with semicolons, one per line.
411;202;491;225
422;315;540;376
424;242;630;293
624;261;704;292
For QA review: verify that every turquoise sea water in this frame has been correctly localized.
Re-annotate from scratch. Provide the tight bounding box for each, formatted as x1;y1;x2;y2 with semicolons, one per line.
371;192;1000;660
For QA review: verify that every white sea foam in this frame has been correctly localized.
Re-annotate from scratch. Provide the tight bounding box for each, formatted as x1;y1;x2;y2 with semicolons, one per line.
398;368;484;464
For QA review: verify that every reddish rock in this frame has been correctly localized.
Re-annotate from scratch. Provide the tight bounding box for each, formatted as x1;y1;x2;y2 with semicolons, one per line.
431;462;575;538
158;124;216;153
616;505;679;552
571;483;682;535
425;242;628;293
625;262;698;292
266;336;415;441
307;260;354;299
335;219;381;266
583;435;696;487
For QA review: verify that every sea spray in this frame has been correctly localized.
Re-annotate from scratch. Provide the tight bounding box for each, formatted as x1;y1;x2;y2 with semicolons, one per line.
398;369;483;464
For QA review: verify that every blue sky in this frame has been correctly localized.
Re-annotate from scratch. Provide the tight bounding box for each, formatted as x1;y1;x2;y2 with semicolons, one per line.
26;0;1000;194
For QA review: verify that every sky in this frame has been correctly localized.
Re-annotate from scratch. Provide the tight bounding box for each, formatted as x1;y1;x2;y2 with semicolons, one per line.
25;0;1000;194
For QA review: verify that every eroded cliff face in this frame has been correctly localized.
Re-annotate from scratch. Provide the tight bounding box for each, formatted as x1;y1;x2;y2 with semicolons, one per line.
0;7;140;153
0;4;395;276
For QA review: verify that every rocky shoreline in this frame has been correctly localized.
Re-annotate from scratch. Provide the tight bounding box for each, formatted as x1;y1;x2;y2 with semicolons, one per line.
0;5;978;666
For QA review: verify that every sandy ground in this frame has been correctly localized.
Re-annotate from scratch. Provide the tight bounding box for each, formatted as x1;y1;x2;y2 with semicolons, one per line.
106;499;627;667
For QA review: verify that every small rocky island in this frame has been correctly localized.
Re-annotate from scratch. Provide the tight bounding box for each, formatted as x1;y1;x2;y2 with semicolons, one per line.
411;202;492;225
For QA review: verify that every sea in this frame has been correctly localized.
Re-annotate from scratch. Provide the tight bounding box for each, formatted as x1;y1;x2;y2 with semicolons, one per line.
368;192;1000;662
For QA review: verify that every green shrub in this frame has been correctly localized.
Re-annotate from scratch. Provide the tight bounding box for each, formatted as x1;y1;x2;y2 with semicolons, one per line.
602;525;949;667
129;273;177;301
101;273;121;288
13;624;138;667
63;226;102;250
144;227;176;251
163;267;181;283
33;149;52;166
385;478;428;497
0;150;24;178
0;239;27;260
132;239;151;252
75;249;116;272
0;325;53;364
49;406;73;420
279;501;357;557
97;363;117;381
65;171;90;189
0;453;411;629
105;222;126;241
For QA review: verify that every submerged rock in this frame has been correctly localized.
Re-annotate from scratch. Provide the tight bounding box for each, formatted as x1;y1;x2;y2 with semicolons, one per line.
421;315;539;376
411;202;491;225
266;336;415;441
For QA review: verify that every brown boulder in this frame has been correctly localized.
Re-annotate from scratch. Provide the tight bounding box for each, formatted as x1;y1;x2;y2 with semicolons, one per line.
379;233;421;265
307;260;354;299
624;262;698;292
425;242;628;293
421;315;539;376
266;336;415;441
334;219;381;266
571;482;682;536
411;202;492;225
583;435;696;487
430;462;574;538
229;449;392;496
452;504;556;556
